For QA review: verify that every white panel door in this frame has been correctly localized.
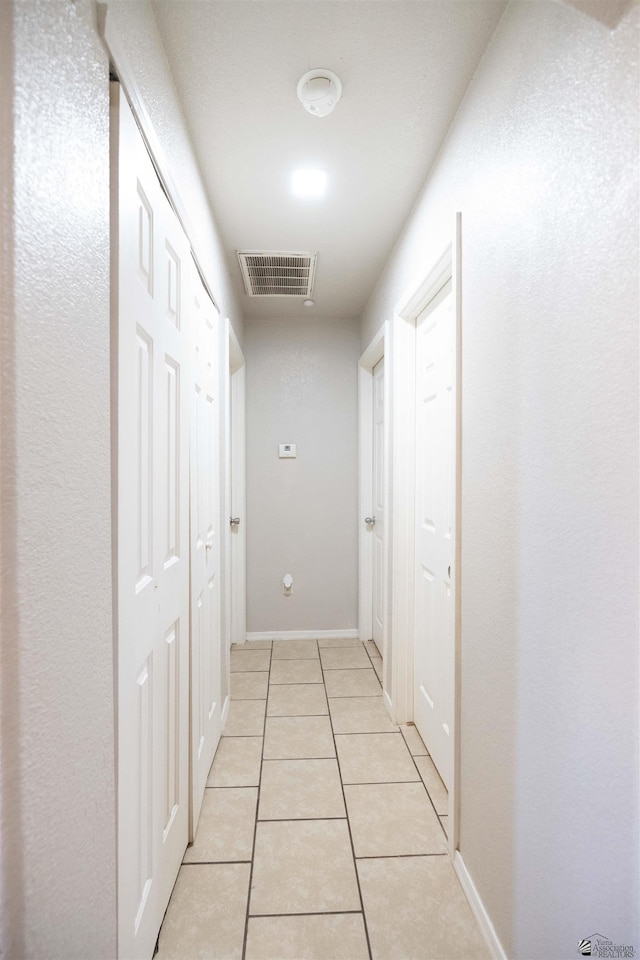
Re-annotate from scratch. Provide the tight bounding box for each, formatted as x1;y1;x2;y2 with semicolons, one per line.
115;90;190;959
413;279;455;789
189;266;222;835
372;357;385;654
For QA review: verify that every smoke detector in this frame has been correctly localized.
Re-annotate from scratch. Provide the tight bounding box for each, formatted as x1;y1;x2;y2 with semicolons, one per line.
297;69;342;118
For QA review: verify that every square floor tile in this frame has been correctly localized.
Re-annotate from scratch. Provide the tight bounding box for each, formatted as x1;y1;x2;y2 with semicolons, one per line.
259;759;345;820
344;782;446;856
324;669;382;698
207;737;263;787
224;699;266;737
357;856;489;959
246;914;369;960
363;640;382;658
157;863;250;959
320;646;372;670
230;649;271;672
232;640;272;650
329;697;398;734
269;658;323;684
267;683;328;716
400;724;429;756
250;819;360;915
415;756;448;815
335;732;419;784
231;671;269;700
371;658;383;680
317;637;363;648
263;716;335;759
271;639;319;659
184;787;257;863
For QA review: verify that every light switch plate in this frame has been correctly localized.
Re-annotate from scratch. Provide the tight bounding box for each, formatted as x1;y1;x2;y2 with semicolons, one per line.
279;443;296;458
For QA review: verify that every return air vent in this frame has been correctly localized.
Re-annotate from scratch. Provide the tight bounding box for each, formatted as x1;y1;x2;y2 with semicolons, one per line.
237;251;317;297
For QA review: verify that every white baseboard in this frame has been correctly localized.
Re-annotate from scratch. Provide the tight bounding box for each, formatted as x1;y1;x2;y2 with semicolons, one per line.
244;628;359;642
453;852;507;960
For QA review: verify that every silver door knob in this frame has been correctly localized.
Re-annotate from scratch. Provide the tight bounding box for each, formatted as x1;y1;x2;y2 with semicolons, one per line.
230;517;240;526
365;516;376;525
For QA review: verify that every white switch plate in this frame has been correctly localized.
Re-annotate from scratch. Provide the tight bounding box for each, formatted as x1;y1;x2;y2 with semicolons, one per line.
279;443;296;458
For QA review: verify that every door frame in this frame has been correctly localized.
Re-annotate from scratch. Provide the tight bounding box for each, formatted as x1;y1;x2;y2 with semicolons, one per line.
358;322;392;712
391;213;462;856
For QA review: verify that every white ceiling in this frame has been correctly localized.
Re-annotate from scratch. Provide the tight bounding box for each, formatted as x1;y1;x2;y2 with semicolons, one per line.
152;0;506;321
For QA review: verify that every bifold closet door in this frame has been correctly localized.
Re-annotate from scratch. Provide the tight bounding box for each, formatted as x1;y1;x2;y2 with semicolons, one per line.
114;86;190;960
189;266;223;834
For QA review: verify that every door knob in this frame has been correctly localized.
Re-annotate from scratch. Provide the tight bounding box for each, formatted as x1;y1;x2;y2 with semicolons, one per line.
365;516;376;525
230;517;240;526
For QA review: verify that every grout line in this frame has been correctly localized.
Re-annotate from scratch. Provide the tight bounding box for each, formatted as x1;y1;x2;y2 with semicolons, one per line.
341;779;422;786
331;730;402;738
241;645;272;960
265;713;330;718
256;816;348;823
321;644;374;960
205;784;260;790
181;859;253;866
406;739;448;835
248;910;365;919
354;852;448;860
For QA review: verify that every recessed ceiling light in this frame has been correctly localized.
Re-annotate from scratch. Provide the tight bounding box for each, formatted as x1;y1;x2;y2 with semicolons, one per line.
292;169;327;198
303;299;315;307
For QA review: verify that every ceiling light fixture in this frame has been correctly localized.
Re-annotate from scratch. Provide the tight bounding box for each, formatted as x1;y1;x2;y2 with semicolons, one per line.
292;168;327;198
303;299;315;307
297;69;342;118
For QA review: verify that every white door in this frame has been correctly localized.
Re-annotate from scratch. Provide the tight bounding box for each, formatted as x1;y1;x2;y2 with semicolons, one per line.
115;88;190;959
372;357;385;655
413;278;456;789
189;266;223;834
229;360;246;648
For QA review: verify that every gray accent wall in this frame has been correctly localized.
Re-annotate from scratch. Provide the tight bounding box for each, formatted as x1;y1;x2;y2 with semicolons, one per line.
245;319;360;634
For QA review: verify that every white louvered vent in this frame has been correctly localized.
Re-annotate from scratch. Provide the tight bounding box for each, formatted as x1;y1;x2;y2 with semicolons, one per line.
237;251;317;297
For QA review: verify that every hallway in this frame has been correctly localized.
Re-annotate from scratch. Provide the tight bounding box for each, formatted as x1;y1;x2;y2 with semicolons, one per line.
156;638;487;959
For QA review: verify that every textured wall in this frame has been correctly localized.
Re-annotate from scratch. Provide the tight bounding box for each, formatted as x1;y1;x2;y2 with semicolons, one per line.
361;2;639;957
0;2;116;957
246;320;360;633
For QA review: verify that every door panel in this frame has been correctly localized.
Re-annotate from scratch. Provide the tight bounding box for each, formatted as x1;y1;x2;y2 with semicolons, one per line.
372;357;385;653
116;89;190;959
189;267;222;834
413;279;455;790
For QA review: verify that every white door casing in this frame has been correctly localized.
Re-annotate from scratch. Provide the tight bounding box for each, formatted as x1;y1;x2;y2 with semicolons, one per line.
372;357;385;654
413;278;455;790
189;264;223;835
230;358;246;646
114;87;190;959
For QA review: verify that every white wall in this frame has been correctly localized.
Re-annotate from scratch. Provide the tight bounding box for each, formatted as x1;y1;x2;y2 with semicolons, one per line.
246;319;360;634
361;2;639;957
0;3;115;957
104;0;244;346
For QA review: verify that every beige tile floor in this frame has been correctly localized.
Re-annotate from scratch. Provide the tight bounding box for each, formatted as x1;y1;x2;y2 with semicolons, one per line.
157;639;488;960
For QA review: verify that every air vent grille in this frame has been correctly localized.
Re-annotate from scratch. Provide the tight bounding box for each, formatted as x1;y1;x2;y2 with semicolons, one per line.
237;251;317;297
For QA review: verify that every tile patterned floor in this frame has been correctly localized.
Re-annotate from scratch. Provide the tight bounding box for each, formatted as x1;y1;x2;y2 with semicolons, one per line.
157;639;488;960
